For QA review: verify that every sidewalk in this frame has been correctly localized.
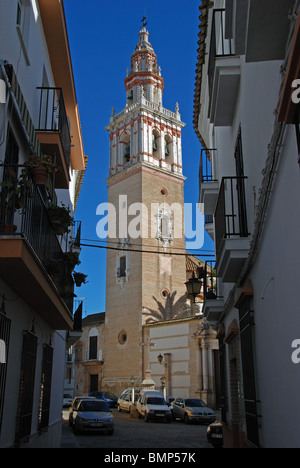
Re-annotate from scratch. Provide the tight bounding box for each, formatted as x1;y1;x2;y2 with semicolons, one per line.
61;412;79;448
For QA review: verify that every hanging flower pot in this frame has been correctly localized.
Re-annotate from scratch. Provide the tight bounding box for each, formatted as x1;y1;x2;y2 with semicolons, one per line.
31;165;48;186
63;251;80;273
27;153;59;186
73;272;88;287
47;203;74;235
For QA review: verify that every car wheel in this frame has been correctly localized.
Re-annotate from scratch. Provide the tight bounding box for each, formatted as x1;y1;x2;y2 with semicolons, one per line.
145;413;149;423
184;413;190;424
117;404;121;412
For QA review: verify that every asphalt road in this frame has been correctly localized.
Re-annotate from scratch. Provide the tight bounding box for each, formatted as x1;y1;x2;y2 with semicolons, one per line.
61;408;214;449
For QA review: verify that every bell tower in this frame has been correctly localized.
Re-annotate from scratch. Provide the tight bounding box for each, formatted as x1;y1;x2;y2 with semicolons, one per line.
103;24;187;394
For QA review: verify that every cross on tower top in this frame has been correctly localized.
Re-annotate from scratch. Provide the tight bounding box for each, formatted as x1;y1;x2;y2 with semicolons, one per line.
141;16;148;28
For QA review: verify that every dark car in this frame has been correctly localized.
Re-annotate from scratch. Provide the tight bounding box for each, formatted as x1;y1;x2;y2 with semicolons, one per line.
89;391;118;408
207;421;223;448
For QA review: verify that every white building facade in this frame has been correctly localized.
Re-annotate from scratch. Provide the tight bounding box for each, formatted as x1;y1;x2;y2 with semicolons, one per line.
194;0;300;448
0;0;86;448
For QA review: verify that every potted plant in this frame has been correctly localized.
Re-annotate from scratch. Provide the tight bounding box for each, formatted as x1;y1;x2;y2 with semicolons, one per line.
63;251;81;273
0;169;33;232
47;203;74;235
73;272;88;287
27;153;59;186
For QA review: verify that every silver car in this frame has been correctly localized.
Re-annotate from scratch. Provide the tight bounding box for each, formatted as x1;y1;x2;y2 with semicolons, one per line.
171;398;216;424
72;399;114;435
68;396;95;426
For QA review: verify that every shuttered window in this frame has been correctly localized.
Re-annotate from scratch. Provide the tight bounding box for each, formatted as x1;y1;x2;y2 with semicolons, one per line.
239;297;260;447
38;344;53;430
15;331;38;440
218;335;227;424
0;311;11;434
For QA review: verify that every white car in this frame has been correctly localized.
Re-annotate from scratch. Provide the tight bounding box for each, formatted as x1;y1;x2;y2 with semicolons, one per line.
136;390;172;423
72;398;114;435
117;393;132;413
63;394;73;408
117;391;139;412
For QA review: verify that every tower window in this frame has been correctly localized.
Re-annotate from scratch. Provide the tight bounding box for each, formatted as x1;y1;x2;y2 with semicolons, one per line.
153;134;158;152
89;336;98;360
118;256;126;277
122;134;131;163
165;135;172;158
118;330;127;345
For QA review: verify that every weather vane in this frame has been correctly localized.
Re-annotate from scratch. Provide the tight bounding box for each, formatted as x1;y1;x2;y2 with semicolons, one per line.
141;15;148;28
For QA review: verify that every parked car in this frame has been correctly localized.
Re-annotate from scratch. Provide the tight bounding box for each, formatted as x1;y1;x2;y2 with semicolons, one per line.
72;398;114;434
170;398;216;424
136;390;172;423
102;392;118;408
207;421;223;448
88;391;118;408
119;387;142;399
117;392;139;412
68;396;95;426
63;393;73;408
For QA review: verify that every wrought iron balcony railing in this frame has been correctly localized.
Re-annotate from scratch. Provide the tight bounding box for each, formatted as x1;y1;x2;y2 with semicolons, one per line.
36;87;71;167
199;148;218;183
202;260;221;301
208;9;235;95
215;176;250;255
0;163;74;313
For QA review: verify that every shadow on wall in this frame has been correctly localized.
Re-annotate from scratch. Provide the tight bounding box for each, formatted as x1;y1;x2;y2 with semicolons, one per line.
143;291;193;323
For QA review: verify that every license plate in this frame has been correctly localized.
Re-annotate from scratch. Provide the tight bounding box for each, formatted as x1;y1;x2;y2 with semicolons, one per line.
90;423;103;427
155;414;165;417
211;434;222;438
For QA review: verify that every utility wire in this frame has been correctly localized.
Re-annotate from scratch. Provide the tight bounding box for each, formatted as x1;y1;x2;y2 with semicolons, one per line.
79;242;215;257
79;237;215;253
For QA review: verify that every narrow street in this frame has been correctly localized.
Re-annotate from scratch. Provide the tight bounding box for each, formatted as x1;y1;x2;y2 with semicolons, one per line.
61;409;213;449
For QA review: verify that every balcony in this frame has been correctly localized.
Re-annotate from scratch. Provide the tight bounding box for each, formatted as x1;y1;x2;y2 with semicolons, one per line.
215;177;250;283
199;149;219;215
202;261;224;322
208;9;240;126
0;163;75;329
36;87;71;189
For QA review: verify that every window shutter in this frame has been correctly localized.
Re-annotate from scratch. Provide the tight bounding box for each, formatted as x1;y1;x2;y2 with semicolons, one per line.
15;331;38;440
0;311;11;434
239;297;260;447
38;344;53;430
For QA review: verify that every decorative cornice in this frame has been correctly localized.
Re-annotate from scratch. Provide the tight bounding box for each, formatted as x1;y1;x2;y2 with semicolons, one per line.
193;1;214;152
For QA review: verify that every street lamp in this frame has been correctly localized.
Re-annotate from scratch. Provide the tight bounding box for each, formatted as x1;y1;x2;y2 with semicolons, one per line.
157;353;167;367
185;271;202;303
160;376;166;399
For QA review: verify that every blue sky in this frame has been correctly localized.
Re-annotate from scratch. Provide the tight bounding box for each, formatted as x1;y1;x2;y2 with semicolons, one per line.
63;0;215;316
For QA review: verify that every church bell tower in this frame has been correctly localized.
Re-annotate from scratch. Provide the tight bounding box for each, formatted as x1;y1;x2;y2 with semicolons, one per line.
103;23;187;393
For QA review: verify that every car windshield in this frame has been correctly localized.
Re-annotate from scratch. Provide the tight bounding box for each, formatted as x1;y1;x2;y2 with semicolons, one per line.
79;400;110;412
103;392;117;398
185;399;207;407
147;397;165;405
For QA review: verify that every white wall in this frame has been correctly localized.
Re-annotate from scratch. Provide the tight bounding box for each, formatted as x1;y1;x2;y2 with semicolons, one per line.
250;126;300;448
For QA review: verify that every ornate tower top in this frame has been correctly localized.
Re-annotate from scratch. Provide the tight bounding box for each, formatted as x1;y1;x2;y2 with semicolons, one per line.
124;25;164;106
106;24;185;178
